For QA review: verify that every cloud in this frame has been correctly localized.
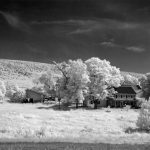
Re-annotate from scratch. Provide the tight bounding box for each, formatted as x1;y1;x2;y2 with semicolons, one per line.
0;11;30;32
31;19;141;35
100;41;145;53
100;41;117;47
126;46;145;52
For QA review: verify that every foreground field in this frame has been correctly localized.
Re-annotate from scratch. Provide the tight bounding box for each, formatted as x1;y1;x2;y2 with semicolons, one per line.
0;142;150;150
0;103;150;144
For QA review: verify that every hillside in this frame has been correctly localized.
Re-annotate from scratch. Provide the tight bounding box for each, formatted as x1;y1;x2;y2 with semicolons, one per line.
0;59;144;88
121;71;144;79
0;59;53;80
0;59;54;89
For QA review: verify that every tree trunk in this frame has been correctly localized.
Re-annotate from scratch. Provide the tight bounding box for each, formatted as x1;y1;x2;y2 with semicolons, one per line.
58;98;61;109
94;100;98;109
76;102;79;108
76;99;79;108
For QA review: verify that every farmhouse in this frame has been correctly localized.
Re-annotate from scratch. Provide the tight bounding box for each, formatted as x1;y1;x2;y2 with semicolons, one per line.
26;89;45;103
84;85;142;108
107;85;142;108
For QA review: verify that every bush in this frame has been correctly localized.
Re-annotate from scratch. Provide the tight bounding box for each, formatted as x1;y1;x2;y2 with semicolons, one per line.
11;88;26;103
5;82;19;98
136;101;150;131
136;97;145;108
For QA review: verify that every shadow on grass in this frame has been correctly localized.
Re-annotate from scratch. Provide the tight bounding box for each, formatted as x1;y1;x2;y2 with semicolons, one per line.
37;104;94;111
37;104;71;111
125;127;150;134
0;142;150;150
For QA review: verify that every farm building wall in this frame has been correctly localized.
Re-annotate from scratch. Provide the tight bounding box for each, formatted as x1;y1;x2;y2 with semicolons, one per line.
26;90;44;102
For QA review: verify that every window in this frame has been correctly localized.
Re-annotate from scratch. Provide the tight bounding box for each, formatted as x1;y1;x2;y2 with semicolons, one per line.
90;100;94;104
115;95;117;98
121;95;122;98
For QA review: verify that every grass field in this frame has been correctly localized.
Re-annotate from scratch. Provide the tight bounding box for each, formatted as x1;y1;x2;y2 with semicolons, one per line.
0;103;150;145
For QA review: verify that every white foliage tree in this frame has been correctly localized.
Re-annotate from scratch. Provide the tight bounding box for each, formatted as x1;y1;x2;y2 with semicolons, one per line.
5;81;19;98
85;57;123;109
139;73;150;100
32;71;61;96
66;59;90;106
0;81;6;102
52;59;90;107
122;74;139;85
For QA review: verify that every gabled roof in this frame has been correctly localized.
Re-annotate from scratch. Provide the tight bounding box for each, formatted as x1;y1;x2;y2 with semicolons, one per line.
114;86;137;94
26;89;45;96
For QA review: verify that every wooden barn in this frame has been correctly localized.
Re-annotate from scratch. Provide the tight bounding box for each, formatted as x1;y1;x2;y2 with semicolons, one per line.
107;85;142;108
26;89;45;103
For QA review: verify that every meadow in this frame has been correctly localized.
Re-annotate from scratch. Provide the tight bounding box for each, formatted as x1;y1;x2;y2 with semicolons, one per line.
0;102;149;145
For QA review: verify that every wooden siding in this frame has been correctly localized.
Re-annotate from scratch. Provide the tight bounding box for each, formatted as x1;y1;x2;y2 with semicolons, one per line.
26;90;44;102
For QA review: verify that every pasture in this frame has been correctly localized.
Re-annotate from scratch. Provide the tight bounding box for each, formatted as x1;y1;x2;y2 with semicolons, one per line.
0;102;150;145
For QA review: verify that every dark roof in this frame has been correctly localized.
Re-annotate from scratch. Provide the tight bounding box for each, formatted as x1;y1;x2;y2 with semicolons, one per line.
26;89;45;96
114;86;136;94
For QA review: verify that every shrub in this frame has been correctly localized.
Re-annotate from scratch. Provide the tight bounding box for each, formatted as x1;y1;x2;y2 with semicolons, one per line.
11;88;26;103
136;97;145;108
5;82;19;98
136;101;150;131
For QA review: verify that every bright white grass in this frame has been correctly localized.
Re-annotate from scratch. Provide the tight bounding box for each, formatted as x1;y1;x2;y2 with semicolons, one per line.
0;103;150;144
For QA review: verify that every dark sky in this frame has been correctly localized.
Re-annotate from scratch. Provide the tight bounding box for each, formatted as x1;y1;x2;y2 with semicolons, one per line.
0;0;150;73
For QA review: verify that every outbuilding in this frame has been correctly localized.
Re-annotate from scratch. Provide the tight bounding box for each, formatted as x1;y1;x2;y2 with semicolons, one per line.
26;89;45;103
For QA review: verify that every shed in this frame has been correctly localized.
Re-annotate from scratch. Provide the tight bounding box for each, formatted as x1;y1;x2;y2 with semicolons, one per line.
26;89;45;103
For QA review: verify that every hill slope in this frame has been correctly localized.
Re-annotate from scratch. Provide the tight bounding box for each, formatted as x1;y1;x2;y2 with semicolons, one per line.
0;59;53;80
0;59;144;88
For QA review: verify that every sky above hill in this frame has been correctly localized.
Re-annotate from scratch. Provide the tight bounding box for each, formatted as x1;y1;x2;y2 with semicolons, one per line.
0;0;150;73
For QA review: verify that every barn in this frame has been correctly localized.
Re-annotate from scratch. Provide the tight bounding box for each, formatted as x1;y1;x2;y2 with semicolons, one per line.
26;89;45;103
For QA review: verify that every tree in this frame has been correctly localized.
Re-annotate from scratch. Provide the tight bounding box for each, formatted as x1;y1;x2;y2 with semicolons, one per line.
32;71;61;97
122;74;139;85
0;81;6;96
66;59;90;107
85;57;123;109
5;81;19;98
0;81;6;102
139;73;150;100
52;59;90;107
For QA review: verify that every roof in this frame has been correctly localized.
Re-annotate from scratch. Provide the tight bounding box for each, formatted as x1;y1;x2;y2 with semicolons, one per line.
114;86;137;94
26;89;45;96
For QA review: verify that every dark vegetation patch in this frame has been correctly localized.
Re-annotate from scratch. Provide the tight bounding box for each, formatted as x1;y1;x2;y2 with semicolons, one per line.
0;142;149;150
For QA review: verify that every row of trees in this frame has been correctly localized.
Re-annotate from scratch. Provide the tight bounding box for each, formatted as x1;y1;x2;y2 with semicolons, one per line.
1;57;150;105
32;57;141;108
